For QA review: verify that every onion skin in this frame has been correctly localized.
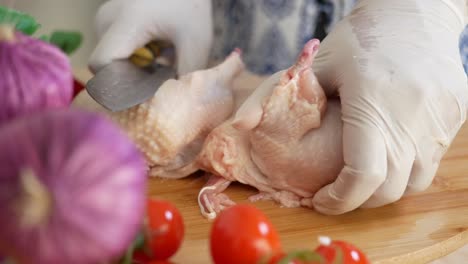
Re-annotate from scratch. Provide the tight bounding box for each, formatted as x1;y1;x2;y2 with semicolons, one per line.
0;109;148;264
0;26;73;126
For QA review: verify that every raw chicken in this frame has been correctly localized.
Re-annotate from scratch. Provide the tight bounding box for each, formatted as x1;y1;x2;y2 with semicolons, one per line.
73;39;344;220
72;50;245;178
197;39;344;219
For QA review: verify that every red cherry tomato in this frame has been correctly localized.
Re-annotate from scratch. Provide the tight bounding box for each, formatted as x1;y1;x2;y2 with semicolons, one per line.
210;204;282;264
132;249;152;264
72;78;84;98
145;198;184;261
132;250;175;264
314;237;369;264
147;261;175;264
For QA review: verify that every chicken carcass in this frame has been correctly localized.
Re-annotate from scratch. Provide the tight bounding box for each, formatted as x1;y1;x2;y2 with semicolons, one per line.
72;50;245;178
197;39;344;219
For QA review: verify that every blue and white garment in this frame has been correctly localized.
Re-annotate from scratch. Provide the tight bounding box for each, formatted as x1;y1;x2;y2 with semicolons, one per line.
211;0;468;75
460;26;468;74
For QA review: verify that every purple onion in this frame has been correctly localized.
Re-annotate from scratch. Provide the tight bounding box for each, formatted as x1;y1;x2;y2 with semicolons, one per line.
0;109;147;264
0;25;73;126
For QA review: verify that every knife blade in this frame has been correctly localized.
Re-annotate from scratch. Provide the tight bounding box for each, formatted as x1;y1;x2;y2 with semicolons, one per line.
86;60;176;112
86;41;176;112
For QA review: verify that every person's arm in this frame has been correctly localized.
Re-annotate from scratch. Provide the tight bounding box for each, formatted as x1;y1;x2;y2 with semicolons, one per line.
310;0;468;214
88;0;213;76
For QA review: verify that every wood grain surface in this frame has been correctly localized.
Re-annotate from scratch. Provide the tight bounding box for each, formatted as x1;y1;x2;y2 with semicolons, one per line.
147;118;468;264
74;69;468;264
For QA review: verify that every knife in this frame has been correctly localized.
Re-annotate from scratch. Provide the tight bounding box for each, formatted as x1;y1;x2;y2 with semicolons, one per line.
86;42;177;112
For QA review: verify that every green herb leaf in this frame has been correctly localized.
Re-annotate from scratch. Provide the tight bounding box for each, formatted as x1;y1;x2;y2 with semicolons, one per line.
0;6;40;35
39;34;49;42
278;250;325;264
49;30;82;55
133;232;146;250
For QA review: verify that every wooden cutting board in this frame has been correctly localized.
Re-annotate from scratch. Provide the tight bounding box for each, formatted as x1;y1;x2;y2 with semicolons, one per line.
73;69;468;264
147;123;468;264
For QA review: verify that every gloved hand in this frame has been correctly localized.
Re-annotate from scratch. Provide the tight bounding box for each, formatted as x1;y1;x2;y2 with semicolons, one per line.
88;0;213;75
311;0;468;214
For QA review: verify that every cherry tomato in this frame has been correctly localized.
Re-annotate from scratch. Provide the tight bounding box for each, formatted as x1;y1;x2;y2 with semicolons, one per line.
132;249;152;264
314;237;369;264
145;198;184;261
210;204;282;264
132;250;175;264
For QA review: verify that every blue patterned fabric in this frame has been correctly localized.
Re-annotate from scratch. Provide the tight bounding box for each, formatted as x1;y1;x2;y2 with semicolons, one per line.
211;0;468;75
460;26;468;74
211;0;255;61
261;0;296;20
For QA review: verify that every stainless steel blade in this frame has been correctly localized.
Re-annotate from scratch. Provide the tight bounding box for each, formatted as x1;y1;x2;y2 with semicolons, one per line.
86;60;176;112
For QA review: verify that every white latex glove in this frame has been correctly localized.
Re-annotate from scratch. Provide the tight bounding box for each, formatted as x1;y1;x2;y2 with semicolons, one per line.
88;0;213;75
311;0;468;214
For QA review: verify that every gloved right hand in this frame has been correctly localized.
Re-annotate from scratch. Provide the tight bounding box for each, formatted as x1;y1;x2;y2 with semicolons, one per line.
310;0;468;214
88;0;213;75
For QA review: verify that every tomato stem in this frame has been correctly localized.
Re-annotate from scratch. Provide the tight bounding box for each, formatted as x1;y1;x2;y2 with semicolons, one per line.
279;250;325;264
118;230;148;264
16;168;52;228
0;25;15;42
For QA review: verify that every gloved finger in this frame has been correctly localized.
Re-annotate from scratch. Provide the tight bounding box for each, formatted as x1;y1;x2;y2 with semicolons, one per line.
405;141;445;193
405;158;440;194
311;23;348;98
407;89;464;193
231;71;284;131
312;117;387;215
94;0;126;39
360;140;415;208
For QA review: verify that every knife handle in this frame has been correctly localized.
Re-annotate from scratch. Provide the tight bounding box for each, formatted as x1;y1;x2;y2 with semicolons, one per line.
129;42;159;68
129;40;168;67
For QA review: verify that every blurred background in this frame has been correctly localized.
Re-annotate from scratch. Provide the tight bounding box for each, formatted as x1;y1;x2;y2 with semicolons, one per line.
5;0;468;74
8;0;105;68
